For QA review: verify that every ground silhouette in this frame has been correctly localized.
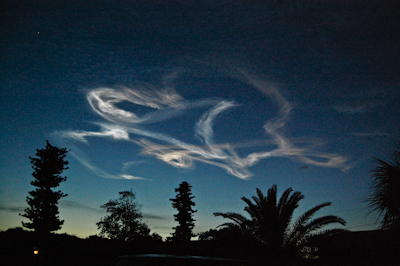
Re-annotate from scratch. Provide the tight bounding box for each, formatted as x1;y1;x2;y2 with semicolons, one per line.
1;227;399;266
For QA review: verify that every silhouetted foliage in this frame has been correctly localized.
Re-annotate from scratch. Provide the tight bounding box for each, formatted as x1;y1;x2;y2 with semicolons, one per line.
198;226;241;241
214;184;346;264
2;227;399;266
20;140;69;235
96;190;151;242
170;181;197;242
366;143;400;231
151;232;163;242
198;228;223;241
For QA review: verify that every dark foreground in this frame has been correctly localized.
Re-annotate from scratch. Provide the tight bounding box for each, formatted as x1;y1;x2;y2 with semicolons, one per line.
1;228;399;266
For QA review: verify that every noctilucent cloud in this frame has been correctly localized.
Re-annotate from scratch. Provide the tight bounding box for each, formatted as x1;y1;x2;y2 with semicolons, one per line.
1;0;399;238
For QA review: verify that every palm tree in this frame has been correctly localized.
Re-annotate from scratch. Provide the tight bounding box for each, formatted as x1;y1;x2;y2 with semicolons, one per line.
214;185;346;261
366;144;400;230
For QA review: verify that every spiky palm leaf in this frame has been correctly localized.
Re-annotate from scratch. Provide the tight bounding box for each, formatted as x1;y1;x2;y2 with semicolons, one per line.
213;212;251;230
214;184;346;258
366;150;400;230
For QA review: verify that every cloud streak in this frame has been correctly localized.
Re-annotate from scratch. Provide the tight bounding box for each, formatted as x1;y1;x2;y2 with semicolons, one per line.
58;201;165;219
142;214;167;220
57;68;346;179
60;200;103;213
66;150;148;180
0;204;24;213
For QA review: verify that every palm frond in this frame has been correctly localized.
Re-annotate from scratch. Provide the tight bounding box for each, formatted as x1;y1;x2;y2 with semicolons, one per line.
214;184;347;260
277;188;293;216
302;215;346;236
286;202;331;242
214;212;250;226
293;203;331;229
266;185;278;209
310;228;347;238
216;222;239;229
366;154;400;230
242;196;263;224
280;191;304;237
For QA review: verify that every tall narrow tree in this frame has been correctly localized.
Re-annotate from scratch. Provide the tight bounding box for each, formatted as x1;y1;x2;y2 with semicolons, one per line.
20;140;69;235
170;181;197;242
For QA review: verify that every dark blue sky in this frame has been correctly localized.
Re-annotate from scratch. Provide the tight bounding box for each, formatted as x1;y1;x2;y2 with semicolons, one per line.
1;0;399;238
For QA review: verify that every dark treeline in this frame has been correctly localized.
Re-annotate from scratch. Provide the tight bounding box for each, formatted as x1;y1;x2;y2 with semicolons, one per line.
8;141;400;266
1;227;400;266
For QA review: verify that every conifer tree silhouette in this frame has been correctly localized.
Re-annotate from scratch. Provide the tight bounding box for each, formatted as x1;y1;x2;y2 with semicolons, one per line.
20;140;69;235
170;181;197;242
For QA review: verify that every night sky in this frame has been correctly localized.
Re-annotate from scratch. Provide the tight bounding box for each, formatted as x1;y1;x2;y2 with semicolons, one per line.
1;0;399;239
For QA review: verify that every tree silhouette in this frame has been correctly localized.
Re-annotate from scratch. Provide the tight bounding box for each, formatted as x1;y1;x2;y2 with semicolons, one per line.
170;181;197;242
214;184;346;262
20;140;69;235
96;190;150;242
198;226;243;242
366;143;400;231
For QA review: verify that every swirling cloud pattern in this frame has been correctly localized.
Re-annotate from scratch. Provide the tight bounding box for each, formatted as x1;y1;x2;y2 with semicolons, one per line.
58;69;346;180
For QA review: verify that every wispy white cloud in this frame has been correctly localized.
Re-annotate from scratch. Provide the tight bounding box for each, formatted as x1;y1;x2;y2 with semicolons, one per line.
195;100;239;157
57;68;346;179
68;151;148;180
119;174;148;180
57;123;130;143
86;85;186;124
